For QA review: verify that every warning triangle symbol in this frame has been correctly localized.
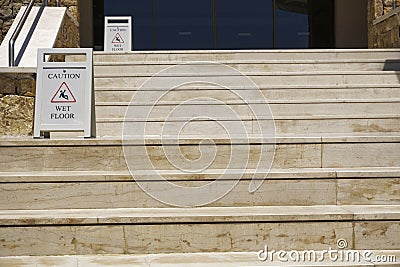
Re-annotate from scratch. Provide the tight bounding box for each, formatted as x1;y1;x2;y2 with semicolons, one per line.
112;33;124;44
51;82;77;103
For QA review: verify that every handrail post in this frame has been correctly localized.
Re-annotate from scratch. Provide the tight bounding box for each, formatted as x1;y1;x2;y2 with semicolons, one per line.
43;0;48;6
8;40;15;67
393;0;397;10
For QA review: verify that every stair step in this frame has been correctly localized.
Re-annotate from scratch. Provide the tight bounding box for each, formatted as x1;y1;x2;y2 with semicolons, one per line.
0;205;399;256
94;71;400;89
96;84;400;90
95;116;400;136
97;99;400;104
91;49;400;62
95;87;400;102
1;168;399;209
1;136;400;172
93;60;400;74
95;86;400;103
1;252;399;266
95;85;400;105
94;100;400;119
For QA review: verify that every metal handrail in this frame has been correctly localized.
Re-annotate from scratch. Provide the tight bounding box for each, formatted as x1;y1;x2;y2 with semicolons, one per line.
394;1;397;10
8;0;48;66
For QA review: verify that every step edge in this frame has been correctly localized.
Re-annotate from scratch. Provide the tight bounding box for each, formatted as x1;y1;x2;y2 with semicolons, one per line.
2;135;400;146
0;205;399;226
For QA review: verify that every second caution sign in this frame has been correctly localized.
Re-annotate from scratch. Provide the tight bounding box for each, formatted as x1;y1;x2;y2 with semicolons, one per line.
104;16;132;52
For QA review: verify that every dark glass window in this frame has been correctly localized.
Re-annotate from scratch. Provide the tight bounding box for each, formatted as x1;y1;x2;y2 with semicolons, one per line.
104;0;153;50
155;0;213;49
95;0;334;50
216;0;273;49
276;0;309;48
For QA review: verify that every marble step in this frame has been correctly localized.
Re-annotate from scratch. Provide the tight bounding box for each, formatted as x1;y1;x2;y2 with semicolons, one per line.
1;168;399;209
94;100;400;119
1;251;399;266
95;85;400;102
95;115;400;137
93;60;400;75
91;49;400;62
0;205;399;256
1;136;399;172
94;71;400;89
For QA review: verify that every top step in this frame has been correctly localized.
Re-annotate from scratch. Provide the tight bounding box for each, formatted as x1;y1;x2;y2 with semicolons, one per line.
92;49;400;63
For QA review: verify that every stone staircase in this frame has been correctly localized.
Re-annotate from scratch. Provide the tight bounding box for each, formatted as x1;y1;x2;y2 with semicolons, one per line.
0;49;399;266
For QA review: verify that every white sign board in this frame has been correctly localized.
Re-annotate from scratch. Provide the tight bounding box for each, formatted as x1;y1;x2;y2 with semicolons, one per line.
104;16;132;52
34;48;96;138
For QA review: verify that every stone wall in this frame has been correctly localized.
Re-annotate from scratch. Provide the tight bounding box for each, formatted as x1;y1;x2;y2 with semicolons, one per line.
0;0;79;45
370;0;400;17
369;0;400;47
52;5;80;60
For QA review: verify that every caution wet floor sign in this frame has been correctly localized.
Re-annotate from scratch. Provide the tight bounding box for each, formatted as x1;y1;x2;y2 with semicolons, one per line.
105;16;132;52
34;48;96;138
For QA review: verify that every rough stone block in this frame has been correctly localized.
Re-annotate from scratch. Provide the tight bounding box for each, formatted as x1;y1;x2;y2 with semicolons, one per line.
17;75;35;96
0;95;34;136
0;73;36;96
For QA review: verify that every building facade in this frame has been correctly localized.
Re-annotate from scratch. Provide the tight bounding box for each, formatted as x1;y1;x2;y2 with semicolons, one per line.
87;0;368;50
80;0;399;50
0;0;399;50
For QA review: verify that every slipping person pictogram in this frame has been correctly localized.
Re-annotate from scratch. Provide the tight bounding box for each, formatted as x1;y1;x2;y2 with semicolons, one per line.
112;33;125;44
51;82;77;103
